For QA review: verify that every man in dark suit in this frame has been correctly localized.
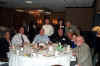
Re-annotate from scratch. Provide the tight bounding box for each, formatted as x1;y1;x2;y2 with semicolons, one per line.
0;31;10;60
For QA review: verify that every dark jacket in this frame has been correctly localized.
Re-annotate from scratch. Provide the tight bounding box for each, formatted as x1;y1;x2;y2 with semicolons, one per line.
50;34;69;45
95;36;100;52
0;38;9;58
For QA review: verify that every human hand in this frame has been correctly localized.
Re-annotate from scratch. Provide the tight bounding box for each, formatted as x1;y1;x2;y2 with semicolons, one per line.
72;52;76;56
77;64;80;66
24;42;28;45
9;45;14;49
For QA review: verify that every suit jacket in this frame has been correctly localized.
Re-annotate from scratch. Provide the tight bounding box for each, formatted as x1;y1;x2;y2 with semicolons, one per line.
73;43;92;66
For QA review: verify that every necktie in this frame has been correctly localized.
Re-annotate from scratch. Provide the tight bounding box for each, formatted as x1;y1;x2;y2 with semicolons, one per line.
21;35;24;46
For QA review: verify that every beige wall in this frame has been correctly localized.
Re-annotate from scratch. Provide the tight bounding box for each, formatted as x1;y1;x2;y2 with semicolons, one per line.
0;7;33;27
0;7;95;31
65;8;95;31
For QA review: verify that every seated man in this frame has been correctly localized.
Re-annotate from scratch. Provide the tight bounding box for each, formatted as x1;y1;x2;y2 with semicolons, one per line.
11;26;30;46
32;28;50;44
73;36;92;66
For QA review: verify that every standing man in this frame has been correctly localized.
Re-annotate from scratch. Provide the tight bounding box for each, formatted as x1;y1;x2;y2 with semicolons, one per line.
65;20;80;37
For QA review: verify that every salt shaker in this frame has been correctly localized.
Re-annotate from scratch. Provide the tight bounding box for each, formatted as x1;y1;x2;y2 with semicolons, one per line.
67;45;71;52
55;50;59;56
16;50;20;55
49;46;53;51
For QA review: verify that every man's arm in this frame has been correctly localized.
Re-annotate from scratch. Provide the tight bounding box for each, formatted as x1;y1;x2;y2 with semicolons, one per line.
78;45;91;64
32;35;39;44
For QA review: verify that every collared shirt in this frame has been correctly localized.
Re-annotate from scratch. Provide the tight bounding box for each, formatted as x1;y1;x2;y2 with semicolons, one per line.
11;33;30;46
32;34;50;44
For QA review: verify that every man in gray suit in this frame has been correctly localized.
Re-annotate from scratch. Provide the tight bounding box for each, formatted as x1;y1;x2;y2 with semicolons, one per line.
73;36;92;66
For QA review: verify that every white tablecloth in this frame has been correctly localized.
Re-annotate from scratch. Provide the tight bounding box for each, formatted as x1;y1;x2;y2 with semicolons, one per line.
8;53;72;66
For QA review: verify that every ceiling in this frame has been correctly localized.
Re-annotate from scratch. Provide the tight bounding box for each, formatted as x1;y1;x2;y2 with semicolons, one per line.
0;0;95;12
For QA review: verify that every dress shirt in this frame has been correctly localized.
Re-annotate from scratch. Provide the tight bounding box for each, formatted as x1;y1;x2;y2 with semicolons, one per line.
32;34;50;44
42;24;54;36
11;33;30;46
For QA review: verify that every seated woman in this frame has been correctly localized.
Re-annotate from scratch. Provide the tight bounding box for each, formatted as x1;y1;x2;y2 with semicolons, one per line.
51;28;67;45
32;28;50;44
0;30;10;59
11;26;30;46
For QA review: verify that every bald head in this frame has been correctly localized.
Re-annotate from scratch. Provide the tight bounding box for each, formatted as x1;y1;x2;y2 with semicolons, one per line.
40;29;45;36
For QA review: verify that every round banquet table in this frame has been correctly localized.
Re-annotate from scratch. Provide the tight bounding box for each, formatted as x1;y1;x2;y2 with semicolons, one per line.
8;53;73;66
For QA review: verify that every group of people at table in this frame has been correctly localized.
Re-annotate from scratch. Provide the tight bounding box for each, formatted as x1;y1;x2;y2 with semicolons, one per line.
0;19;92;66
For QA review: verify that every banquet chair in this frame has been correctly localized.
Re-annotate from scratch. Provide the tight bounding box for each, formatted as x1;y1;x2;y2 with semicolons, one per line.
0;62;8;66
0;58;8;66
0;59;8;66
0;58;8;62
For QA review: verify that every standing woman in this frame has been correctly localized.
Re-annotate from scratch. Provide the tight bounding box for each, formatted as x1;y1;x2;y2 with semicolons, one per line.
58;19;65;30
56;19;65;36
42;18;54;37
